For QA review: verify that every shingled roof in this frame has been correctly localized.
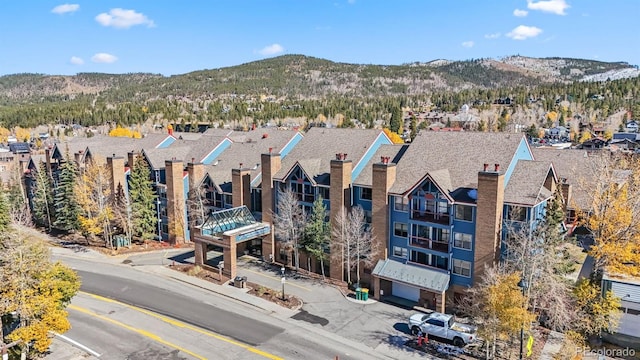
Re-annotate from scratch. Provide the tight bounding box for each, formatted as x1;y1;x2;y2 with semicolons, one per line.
504;160;555;206
532;148;597;210
206;128;301;191
390;131;526;195
353;144;409;187
56;133;173;161
274;128;386;185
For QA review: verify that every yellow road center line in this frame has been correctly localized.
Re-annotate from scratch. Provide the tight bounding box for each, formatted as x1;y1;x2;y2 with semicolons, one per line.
242;269;311;291
77;291;284;360
68;304;207;360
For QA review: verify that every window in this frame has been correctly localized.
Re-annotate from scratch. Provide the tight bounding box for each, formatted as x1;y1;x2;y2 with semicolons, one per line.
361;188;372;200
426;319;445;327
507;205;527;222
394;222;408;237
433;227;450;242
453;259;471;277
394;196;409;212
224;194;232;206
364;210;372;224
437;201;449;215
318;186;330;200
453;233;472;250
393;246;407;258
455;205;473;221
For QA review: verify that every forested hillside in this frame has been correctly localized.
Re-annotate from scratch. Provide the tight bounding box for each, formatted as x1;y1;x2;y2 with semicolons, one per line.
0;55;638;130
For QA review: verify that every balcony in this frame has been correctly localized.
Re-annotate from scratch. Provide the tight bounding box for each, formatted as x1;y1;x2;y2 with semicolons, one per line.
410;236;450;253
411;210;450;225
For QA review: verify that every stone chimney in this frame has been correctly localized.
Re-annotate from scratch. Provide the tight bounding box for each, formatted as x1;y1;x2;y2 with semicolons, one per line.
474;163;505;284
74;151;83;166
107;155;125;198
165;159;185;245
329;153;353;282
232;165;252;210
560;178;572;212
372;156;396;264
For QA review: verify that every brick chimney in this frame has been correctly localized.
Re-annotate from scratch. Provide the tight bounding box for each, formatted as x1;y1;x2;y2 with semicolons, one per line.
45;148;52;177
474;163;504;284
107;155;125;198
329;153;352;282
187;158;204;193
232;165;252;210
165;159;185;245
127;151;138;169
372;157;395;262
260;150;281;262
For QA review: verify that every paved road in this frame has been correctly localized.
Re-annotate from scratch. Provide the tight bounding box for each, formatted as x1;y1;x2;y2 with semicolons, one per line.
77;270;283;346
52;249;399;360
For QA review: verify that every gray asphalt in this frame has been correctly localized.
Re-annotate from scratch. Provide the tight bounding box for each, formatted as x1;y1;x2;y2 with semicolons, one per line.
76;270;284;346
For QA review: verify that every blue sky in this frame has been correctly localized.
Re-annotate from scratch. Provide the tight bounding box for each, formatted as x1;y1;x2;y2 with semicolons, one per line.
1;0;638;76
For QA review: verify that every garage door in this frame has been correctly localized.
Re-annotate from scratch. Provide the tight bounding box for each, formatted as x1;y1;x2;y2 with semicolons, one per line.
392;282;420;302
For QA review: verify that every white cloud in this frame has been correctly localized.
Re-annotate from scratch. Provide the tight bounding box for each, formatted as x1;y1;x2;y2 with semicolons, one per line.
506;25;543;40
91;53;118;63
258;44;284;56
95;8;155;29
70;56;84;65
51;4;79;14
513;9;528;17
484;32;501;39
527;0;570;15
461;41;474;48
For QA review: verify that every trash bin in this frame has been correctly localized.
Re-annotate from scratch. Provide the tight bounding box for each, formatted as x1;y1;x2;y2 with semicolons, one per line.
362;288;369;301
234;276;247;289
355;287;362;300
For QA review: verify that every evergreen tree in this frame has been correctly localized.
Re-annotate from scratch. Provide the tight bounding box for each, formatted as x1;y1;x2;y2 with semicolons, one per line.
53;159;81;232
389;105;402;133
301;197;329;278
31;162;54;231
409;116;418;142
128;155;158;241
0;191;10;233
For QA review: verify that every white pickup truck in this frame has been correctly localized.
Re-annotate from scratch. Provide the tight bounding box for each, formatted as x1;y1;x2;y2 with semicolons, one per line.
408;312;477;347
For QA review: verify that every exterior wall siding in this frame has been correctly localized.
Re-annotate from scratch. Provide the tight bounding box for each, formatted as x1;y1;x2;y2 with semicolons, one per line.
351;133;393;182
201;138;232;165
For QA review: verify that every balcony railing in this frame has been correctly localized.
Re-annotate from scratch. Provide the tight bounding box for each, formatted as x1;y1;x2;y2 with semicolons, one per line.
407;260;450;273
410;236;450;253
411;210;450;225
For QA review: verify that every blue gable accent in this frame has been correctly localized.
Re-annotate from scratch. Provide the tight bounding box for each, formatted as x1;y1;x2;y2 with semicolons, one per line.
281;132;303;158
351;133;392;182
156;136;176;149
504;137;534;185
202;138;232;165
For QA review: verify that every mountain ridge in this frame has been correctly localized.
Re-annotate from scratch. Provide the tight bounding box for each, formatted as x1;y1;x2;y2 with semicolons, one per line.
0;54;638;103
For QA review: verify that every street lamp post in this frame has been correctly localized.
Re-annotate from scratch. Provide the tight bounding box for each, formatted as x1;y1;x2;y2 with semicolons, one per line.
518;278;529;360
156;199;162;241
281;267;286;301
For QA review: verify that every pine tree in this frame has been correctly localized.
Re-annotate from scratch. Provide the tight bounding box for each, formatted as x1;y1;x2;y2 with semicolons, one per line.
389;105;402;133
409;116;418;142
128;155;158;241
31;162;54;231
301;197;329;278
0;191;10;233
53;159;81;232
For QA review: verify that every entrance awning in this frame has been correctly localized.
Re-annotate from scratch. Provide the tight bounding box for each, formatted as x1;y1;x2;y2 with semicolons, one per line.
197;205;270;243
372;259;450;293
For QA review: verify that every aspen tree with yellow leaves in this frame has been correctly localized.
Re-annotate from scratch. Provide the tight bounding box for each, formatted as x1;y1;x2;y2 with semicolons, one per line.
74;158;114;247
579;153;640;277
0;226;80;357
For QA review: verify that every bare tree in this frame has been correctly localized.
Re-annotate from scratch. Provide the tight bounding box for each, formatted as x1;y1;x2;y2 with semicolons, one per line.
502;193;579;332
186;183;207;229
111;183;133;246
273;188;305;269
332;205;378;285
